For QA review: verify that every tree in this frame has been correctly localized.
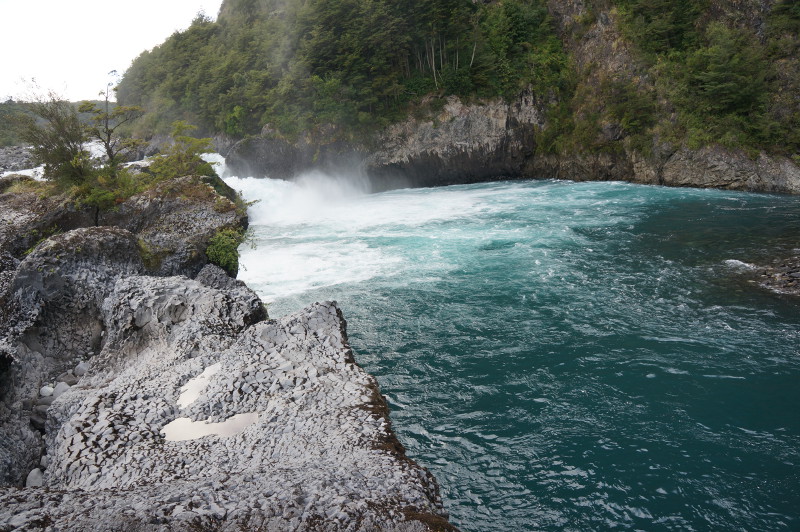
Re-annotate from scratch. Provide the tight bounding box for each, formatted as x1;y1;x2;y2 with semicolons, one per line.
149;121;217;179
685;23;768;116
78;76;144;176
18;92;92;185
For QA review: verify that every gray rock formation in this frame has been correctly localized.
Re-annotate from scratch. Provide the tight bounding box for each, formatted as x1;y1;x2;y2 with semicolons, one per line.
100;175;247;277
0;227;147;487
0;146;33;174
754;256;800;296
227;90;800;194
0;174;246;276
0;174;454;529
0;278;450;530
366;93;545;190
0;173;250;488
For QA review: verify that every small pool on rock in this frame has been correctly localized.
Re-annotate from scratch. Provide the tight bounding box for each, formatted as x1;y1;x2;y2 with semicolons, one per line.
161;413;259;442
163;362;258;442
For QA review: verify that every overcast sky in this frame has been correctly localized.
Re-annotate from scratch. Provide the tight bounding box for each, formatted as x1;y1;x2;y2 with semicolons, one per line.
0;0;224;102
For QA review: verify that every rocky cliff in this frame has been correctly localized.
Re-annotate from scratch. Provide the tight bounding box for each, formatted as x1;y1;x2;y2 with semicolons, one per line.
226;91;800;195
224;0;800;195
0;175;453;530
367;94;800;194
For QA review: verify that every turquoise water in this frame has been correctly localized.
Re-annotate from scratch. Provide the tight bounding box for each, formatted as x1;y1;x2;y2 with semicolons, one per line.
227;174;800;531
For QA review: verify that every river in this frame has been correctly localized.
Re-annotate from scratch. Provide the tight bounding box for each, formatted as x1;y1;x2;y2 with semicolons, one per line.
224;170;800;531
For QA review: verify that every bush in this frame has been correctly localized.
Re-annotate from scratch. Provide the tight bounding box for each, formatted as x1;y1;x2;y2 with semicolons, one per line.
73;167;150;211
149;121;217;179
206;228;245;276
18;94;93;185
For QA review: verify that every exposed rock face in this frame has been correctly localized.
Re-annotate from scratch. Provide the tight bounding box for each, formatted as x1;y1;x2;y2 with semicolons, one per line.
658;146;800;194
0;175;454;529
0;175;247;488
0;147;34;174
367;92;545;190
230;93;800;194
0;174;246;276
0;228;146;487
101;175;246;277
0;275;450;529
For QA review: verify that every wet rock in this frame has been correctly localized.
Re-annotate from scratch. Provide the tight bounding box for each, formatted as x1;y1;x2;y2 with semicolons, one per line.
756;256;800;295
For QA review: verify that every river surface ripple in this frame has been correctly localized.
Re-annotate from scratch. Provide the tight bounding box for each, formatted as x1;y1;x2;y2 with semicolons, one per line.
226;174;800;531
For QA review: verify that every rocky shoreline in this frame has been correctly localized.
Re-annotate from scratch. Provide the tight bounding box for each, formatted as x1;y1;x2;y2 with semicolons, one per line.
0;172;454;530
224;91;800;196
0;147;33;175
754;256;800;296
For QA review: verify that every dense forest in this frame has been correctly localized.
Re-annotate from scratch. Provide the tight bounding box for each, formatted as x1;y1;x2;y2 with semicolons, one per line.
116;0;799;156
118;0;567;137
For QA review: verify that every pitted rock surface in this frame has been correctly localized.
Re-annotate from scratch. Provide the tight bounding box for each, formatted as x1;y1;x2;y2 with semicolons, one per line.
0;175;248;489
100;175;246;277
0;276;450;530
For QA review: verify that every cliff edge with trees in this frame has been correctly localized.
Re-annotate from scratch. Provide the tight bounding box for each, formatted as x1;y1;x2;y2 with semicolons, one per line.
116;0;800;192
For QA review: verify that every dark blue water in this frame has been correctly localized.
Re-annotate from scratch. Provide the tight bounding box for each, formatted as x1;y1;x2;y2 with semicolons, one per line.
230;176;800;531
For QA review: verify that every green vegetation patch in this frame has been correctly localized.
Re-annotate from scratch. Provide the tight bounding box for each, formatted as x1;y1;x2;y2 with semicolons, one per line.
116;0;569;141
206;227;246;277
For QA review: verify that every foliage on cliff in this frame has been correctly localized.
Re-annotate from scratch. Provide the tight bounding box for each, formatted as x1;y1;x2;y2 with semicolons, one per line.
116;0;567;139
614;0;799;154
0;100;30;147
117;0;799;157
568;0;799;156
206;227;246;276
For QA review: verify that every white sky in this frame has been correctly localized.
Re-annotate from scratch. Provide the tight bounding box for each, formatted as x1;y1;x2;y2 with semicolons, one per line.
0;0;224;102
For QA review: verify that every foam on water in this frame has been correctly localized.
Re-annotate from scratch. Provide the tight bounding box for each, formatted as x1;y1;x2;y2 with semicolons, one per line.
723;259;758;270
201;152;229;177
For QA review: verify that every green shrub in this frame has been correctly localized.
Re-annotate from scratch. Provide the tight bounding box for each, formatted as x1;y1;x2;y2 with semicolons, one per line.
18;95;93;186
206;228;245;276
149;121;217;180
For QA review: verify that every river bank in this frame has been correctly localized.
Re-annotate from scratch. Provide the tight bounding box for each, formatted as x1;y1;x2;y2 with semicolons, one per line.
0;169;454;530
